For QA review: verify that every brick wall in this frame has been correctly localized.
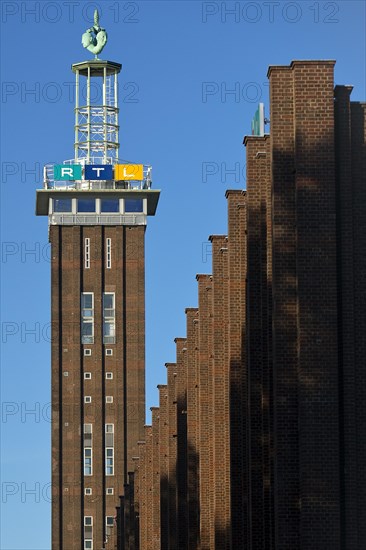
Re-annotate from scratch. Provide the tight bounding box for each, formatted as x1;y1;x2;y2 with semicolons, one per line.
118;61;365;550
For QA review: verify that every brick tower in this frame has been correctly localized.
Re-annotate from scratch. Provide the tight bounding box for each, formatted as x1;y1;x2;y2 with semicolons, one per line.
36;17;159;550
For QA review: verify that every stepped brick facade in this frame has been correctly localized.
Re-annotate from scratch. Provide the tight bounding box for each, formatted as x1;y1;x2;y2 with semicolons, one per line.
115;60;365;549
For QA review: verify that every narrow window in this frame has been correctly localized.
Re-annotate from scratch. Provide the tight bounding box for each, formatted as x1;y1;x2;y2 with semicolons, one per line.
85;238;90;269
84;516;93;548
85;488;92;496
106;448;114;476
84;424;92;476
103;293;115;344
106;516;114;536
106;238;111;269
81;293;94;344
105;424;114;476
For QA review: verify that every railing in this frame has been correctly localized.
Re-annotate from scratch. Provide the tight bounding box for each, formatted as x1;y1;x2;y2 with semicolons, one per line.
43;158;152;191
49;213;146;226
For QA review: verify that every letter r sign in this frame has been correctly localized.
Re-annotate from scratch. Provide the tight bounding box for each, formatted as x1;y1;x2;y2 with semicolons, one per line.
54;164;82;180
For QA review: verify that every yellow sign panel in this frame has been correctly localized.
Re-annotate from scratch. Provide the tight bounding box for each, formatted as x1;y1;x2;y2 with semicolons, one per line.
115;164;144;180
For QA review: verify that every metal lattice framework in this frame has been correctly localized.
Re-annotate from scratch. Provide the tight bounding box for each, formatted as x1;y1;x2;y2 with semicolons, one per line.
74;62;120;164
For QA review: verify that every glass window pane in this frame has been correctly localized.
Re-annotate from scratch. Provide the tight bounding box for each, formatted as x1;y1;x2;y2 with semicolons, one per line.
101;199;119;212
82;294;93;309
103;294;114;309
54;199;72;212
125;199;143;212
104;322;115;337
82;322;93;336
77;199;96;212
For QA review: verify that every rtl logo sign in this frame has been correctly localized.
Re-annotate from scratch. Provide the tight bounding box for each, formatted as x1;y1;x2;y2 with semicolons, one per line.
54;164;143;181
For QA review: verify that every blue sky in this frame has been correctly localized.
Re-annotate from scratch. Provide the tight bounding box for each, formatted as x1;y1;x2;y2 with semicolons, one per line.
1;1;365;548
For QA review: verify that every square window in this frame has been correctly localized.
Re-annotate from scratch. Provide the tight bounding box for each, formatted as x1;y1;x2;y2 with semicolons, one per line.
106;516;114;526
106;488;114;495
54;198;72;213
78;199;96;213
84;540;93;550
101;199;119;212
63;371;69;377
105;349;113;356
125;198;143;213
84;372;91;380
84;516;93;526
84;396;91;404
106;372;113;380
85;488;92;496
106;396;113;404
84;349;92;356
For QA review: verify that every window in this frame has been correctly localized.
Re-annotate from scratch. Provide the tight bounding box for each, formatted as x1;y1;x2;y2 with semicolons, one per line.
106;372;113;380
106;516;114;527
106;488;114;495
101;199;119;212
125;198;143;212
105;348;113;356
84;448;92;476
78;199;96;212
85;488;92;496
81;293;94;344
84;516;93;548
106;396;113;404
105;424;114;475
63;371;69;377
103;293;115;344
84;372;91;379
53;198;72;213
106;238;111;269
85;238;90;269
84;396;91;404
84;349;92;356
106;448;114;475
106;515;114;536
84;424;92;476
